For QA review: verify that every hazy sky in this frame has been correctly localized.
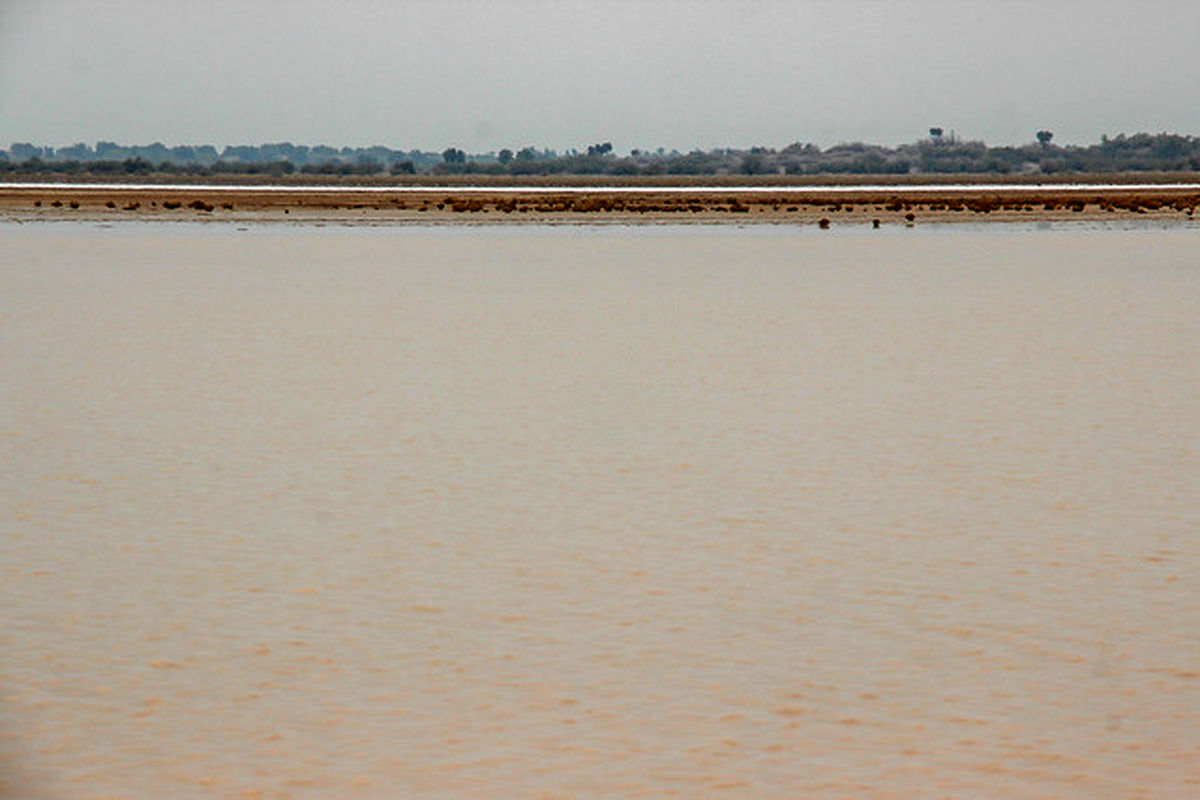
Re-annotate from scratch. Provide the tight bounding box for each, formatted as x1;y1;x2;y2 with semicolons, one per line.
2;0;1198;153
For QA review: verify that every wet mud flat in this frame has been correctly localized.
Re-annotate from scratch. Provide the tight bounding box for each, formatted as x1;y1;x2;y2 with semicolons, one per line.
3;184;1199;225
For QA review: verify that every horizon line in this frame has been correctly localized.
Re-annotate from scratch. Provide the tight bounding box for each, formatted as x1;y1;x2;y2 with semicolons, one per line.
6;131;1198;156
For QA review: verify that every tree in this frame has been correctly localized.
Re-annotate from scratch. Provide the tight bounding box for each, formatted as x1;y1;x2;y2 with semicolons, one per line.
442;147;466;164
10;143;44;161
929;127;943;141
586;142;613;157
739;152;770;175
497;148;513;165
1037;130;1054;147
355;155;382;173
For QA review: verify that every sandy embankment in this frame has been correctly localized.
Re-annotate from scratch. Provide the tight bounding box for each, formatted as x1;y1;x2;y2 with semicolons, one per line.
2;185;1198;225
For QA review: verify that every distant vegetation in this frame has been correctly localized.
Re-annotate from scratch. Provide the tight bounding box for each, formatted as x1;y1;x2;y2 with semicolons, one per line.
3;132;1200;178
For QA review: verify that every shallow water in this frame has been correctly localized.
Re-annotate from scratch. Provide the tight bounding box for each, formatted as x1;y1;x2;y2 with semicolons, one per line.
2;223;1198;798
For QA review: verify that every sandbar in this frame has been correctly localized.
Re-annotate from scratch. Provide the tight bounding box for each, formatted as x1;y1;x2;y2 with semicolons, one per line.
2;182;1198;225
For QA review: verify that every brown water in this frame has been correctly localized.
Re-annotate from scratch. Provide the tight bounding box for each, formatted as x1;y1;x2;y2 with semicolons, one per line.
2;222;1198;799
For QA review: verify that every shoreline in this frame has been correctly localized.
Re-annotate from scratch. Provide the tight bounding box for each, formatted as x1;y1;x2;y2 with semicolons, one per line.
3;184;1198;226
4;170;1200;188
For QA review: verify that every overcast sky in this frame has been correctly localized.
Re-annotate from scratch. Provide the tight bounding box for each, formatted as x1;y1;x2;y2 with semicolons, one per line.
2;0;1197;153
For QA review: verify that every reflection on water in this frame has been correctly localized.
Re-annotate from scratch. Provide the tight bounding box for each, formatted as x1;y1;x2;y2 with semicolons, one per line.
2;224;1198;798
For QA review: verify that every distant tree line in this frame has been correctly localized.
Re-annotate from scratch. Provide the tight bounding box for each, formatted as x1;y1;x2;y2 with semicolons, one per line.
0;141;438;176
3;133;1200;177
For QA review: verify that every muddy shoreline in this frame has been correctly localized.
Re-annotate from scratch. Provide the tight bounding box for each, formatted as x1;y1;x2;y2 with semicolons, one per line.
3;184;1199;225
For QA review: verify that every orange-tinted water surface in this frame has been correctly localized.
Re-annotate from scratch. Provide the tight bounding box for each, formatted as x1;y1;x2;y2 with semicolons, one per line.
2;223;1198;798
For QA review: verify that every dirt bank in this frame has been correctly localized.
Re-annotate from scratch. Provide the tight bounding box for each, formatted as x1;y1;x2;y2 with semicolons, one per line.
3;185;1198;225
